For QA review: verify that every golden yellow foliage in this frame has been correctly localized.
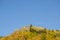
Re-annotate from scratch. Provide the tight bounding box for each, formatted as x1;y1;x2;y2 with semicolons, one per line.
0;26;60;40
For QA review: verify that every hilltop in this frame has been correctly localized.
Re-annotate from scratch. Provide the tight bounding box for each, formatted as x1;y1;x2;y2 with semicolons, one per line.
0;25;60;40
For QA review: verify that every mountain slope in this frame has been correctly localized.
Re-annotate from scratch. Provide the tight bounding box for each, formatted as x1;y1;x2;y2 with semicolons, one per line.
0;25;60;40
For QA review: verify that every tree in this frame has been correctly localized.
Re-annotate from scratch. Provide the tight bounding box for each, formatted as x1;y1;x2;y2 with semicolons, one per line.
30;24;33;32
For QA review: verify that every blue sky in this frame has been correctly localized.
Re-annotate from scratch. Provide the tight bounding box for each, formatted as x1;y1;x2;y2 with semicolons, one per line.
0;0;60;36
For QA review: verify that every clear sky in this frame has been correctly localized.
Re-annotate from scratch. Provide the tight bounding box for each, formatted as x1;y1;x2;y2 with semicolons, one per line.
0;0;60;36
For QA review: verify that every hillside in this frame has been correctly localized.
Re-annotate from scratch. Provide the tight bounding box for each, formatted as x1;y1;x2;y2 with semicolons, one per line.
0;25;60;40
